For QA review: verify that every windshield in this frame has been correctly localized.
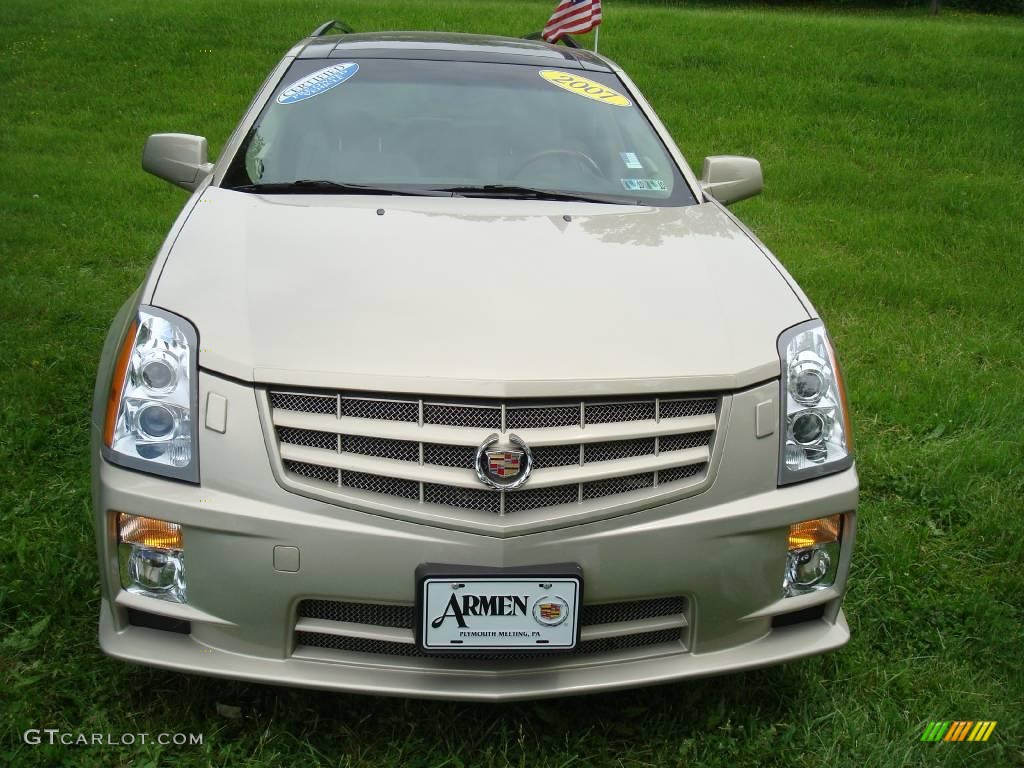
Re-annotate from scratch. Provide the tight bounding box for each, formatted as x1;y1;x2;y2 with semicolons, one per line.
223;58;696;205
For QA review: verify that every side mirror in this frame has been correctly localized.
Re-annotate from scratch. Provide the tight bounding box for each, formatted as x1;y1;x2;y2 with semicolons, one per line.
142;133;214;191
700;155;763;205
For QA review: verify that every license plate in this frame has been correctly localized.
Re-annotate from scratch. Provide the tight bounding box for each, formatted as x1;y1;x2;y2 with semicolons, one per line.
417;565;582;652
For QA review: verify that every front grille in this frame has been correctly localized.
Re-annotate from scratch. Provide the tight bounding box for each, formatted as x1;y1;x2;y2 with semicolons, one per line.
295;596;688;662
270;390;719;522
297;595;687;629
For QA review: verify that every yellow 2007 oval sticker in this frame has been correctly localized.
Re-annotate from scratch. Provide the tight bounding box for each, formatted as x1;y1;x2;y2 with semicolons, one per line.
538;70;632;107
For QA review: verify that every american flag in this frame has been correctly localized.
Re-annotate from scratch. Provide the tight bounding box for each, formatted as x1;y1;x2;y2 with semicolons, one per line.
542;0;603;43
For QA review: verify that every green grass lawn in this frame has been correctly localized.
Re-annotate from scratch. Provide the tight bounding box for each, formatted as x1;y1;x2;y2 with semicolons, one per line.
1;0;1022;765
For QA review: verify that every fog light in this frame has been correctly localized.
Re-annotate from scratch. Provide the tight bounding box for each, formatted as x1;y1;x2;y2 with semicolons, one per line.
118;513;186;603
784;515;841;597
789;548;831;587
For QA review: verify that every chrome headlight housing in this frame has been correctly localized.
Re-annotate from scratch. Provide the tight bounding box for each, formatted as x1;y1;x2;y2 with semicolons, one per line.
778;320;853;485
102;306;199;482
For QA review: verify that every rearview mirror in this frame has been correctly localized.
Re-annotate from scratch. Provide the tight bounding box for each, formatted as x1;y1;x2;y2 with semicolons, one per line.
700;155;763;205
142;133;214;191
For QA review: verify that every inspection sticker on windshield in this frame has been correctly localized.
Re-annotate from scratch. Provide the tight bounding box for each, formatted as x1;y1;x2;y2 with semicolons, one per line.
538;70;632;107
620;152;643;169
622;178;667;191
277;62;359;105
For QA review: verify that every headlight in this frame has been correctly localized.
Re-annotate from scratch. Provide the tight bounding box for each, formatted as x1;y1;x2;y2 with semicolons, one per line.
102;306;198;482
778;320;853;485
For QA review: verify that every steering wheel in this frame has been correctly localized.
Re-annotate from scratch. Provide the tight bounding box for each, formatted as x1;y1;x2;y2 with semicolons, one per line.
510;149;604;181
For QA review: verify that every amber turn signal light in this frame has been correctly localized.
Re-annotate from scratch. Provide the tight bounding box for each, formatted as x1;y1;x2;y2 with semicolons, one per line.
788;514;841;551
103;320;138;447
118;512;183;550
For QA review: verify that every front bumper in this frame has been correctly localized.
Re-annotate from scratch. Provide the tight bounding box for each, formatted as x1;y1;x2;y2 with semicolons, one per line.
93;374;857;701
100;596;850;701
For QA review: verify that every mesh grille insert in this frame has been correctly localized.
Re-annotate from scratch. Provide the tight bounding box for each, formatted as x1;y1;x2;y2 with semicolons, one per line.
277;427;337;451
581;596;687;626
342;398;418;423
284;460;338;484
342;470;418;499
586;401;656;425
532;444;580;469
504;484;578;513
659;431;713;452
271;392;336;415
295;628;682;661
299;600;414;629
423;443;476;469
507;405;580;430
424;483;500;513
660;398;718;420
296;595;687;631
424;403;501;429
342;435;419;463
586;437;655;463
583;472;654;500
659;464;706;485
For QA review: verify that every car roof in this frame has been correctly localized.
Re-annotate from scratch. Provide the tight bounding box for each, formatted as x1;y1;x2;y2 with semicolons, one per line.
297;31;613;72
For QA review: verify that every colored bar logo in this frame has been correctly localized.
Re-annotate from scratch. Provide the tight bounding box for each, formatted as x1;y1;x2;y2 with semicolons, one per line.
920;721;997;742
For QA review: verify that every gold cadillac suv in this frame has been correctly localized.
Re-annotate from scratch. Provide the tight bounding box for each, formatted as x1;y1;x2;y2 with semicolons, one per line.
92;24;858;700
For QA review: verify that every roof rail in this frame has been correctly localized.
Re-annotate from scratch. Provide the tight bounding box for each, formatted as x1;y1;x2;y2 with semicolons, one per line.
523;31;581;49
311;19;355;37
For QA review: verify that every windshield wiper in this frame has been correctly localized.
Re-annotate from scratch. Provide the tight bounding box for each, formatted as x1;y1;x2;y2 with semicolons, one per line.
436;185;633;205
231;180;446;196
232;180;634;203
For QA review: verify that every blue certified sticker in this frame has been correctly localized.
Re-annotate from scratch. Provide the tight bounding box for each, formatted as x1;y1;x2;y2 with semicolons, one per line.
277;62;359;105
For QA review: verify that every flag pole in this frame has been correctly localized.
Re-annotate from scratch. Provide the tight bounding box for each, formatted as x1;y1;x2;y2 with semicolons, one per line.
594;24;599;53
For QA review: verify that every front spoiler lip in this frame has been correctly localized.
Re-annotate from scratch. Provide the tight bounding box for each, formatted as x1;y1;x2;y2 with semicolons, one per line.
99;600;849;702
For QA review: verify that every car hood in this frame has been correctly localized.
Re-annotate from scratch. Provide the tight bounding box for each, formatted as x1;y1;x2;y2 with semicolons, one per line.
153;188;808;397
